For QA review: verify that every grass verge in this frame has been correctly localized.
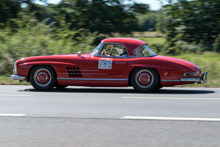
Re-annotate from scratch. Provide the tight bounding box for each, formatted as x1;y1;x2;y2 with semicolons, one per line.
0;76;29;85
134;37;166;45
172;52;220;87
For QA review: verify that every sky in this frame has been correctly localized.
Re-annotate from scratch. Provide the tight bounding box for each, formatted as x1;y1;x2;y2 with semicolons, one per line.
36;0;168;10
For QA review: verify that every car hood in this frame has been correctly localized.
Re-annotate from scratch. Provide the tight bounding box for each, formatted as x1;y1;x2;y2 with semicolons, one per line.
155;55;200;71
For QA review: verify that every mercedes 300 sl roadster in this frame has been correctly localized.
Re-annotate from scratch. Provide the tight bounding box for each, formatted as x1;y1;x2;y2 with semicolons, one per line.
11;38;208;92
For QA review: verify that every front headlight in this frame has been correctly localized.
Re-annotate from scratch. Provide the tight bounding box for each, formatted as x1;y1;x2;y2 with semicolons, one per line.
183;72;198;76
14;60;17;74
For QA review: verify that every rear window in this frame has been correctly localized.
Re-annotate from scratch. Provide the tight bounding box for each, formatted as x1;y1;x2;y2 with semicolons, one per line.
133;45;157;57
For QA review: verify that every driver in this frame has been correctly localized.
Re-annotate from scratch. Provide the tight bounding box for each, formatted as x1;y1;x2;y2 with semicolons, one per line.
120;47;128;57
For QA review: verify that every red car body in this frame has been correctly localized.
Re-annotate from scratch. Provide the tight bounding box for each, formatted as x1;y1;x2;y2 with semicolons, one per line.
11;38;208;92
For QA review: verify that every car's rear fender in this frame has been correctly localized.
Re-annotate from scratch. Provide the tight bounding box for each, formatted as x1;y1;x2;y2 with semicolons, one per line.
128;64;166;76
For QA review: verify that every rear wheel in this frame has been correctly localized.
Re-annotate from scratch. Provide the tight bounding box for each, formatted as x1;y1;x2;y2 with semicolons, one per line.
30;66;56;91
131;68;159;92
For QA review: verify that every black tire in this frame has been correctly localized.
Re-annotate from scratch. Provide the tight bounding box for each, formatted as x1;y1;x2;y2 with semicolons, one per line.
131;68;160;92
29;66;56;91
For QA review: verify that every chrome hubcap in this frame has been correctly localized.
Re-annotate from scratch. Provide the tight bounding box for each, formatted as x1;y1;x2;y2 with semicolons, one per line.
135;69;154;88
34;68;51;87
139;73;150;84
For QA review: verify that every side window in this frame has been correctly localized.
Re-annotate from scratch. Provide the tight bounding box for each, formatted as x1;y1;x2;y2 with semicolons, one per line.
100;44;113;56
100;44;128;57
89;43;103;56
141;48;151;56
112;44;124;56
133;45;157;57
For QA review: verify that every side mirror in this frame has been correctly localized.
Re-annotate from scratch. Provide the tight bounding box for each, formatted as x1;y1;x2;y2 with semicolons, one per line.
77;51;81;57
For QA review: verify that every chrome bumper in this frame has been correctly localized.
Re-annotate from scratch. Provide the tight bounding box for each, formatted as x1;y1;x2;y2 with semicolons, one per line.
180;71;208;84
10;75;26;81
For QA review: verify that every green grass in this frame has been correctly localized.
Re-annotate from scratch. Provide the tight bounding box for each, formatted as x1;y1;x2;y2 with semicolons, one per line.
0;76;29;85
113;31;166;45
135;37;166;45
173;52;220;87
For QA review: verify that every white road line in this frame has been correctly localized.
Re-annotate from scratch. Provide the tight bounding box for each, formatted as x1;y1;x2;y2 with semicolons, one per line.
122;116;220;122
0;113;26;116
0;94;33;97
122;97;220;100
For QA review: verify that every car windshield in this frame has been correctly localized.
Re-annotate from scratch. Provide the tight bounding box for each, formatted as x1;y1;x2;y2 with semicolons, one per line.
89;43;103;56
133;44;157;57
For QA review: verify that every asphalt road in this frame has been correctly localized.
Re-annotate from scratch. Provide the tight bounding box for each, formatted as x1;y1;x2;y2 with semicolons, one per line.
0;85;220;147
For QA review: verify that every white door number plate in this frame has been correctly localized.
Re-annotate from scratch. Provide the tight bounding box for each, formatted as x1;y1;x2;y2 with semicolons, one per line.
98;58;112;69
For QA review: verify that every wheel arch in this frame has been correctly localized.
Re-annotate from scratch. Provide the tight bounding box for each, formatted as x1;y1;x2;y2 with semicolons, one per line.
128;66;161;87
27;65;57;82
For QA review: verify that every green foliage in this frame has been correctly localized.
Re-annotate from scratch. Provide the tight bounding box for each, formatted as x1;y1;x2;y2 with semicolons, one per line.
59;0;148;35
129;3;149;14
0;0;47;25
137;10;166;33
22;4;58;25
163;0;220;54
0;13;96;74
0;0;21;24
137;12;159;31
135;37;165;45
174;52;220;87
156;13;166;33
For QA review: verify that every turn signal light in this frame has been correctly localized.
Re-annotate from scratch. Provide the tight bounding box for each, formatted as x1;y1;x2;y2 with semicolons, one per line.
183;72;198;76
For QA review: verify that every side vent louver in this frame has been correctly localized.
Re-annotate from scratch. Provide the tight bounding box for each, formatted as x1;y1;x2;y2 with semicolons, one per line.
66;67;82;77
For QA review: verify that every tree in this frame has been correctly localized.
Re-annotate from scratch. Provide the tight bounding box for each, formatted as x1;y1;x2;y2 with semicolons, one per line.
0;0;47;25
164;0;220;52
59;0;149;35
0;0;21;24
22;4;58;25
137;12;159;31
156;13;165;33
129;3;149;14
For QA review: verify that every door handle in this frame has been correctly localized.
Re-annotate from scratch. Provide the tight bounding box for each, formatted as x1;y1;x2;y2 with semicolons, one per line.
116;62;126;64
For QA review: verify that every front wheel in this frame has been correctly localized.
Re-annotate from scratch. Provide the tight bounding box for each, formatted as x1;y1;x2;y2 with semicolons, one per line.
131;68;160;92
30;66;56;91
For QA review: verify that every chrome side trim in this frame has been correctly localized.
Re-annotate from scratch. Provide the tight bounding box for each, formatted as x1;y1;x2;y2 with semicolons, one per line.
66;70;100;71
10;75;25;80
180;78;200;82
66;73;106;75
57;78;128;81
161;80;181;82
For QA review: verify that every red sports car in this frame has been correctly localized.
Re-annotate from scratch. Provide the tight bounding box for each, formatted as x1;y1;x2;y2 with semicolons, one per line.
11;38;208;92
